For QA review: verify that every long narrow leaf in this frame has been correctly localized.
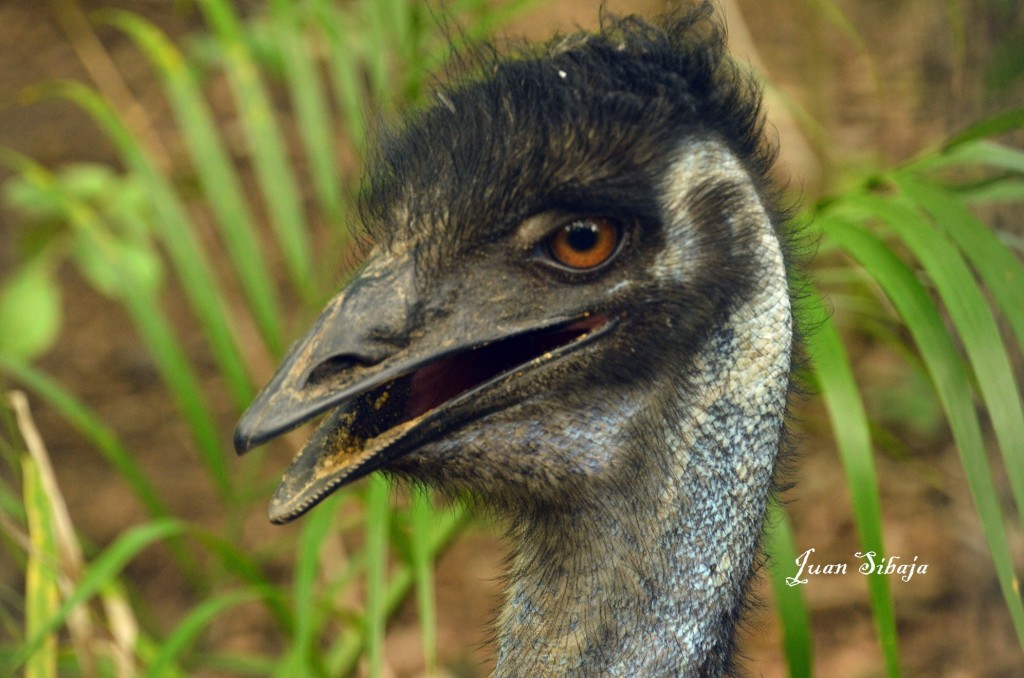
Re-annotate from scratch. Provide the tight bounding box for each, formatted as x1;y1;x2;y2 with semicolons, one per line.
269;0;345;231
102;10;285;356
195;0;315;300
2;151;235;503
384;0;413;63
311;0;368;150
145;589;260;678
328;504;468;676
0;356;171;524
895;176;1024;351
909;139;1024;174
805;293;900;676
954;177;1024;204
409;489;439;674
822;216;1024;649
21;455;60;678
99;251;236;506
944;106;1024;149
276;492;342;677
37;82;255;410
364;475;391;677
361;0;391;99
764;501;813;678
9;519;185;673
842;192;1024;528
0;355;202;589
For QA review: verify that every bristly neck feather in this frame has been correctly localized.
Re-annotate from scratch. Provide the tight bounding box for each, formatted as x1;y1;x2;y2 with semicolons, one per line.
493;144;793;677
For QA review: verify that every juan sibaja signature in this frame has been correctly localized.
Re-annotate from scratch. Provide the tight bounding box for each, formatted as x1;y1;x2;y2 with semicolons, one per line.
786;548;929;587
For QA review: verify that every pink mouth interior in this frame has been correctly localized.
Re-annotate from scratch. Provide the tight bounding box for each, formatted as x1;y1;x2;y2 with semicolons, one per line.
404;314;610;421
329;313;611;445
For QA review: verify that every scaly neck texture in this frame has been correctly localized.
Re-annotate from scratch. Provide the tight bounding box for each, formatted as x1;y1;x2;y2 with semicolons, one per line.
493;170;792;677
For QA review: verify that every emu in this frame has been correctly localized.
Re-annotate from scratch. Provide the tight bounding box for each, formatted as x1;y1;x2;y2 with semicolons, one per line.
235;5;795;675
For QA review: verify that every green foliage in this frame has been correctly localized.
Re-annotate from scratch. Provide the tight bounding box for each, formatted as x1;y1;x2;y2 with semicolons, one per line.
810;133;1024;663
0;258;62;362
0;2;509;675
0;1;1022;676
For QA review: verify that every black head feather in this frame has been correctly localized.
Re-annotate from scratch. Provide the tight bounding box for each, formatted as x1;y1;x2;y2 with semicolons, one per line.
359;3;773;268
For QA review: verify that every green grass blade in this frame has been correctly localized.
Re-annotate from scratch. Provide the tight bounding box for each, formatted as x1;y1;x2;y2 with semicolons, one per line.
895;175;1024;350
954;177;1024;204
764;501;813;678
21;455;60;678
843;191;1024;528
9;519;185;673
108;267;235;505
269;0;345;231
409;489;439;674
0;478;26;524
277;492;342;677
132;630;188;678
328;504;468;675
360;0;391;99
821;216;1024;650
145;589;259;678
311;0;367;150
37;82;255;410
102;10;285;356
0;356;172;524
909;138;1024;174
364;476;391;677
195;0;315;300
0;354;199;582
2;150;235;504
944;106;1024;149
190;528;293;630
804;291;900;676
383;0;413;63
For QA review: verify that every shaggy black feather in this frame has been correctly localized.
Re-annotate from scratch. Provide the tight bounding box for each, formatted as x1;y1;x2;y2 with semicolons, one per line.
358;2;774;277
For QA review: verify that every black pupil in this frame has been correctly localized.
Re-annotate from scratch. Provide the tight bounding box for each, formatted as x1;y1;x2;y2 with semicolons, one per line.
565;222;599;251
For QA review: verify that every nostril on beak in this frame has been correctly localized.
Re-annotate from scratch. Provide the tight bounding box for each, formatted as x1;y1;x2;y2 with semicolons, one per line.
304;355;376;389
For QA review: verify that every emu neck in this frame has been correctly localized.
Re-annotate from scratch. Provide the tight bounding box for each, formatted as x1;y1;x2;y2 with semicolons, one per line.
494;201;792;676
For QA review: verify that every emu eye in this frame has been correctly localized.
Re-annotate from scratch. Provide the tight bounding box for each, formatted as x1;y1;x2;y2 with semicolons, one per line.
545;218;621;270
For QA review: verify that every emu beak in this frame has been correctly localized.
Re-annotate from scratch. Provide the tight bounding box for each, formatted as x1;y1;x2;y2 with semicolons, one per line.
234;258;427;522
235;256;615;524
234;259;416;454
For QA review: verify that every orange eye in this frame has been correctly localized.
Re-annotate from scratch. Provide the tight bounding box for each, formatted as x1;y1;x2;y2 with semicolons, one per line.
545;218;621;270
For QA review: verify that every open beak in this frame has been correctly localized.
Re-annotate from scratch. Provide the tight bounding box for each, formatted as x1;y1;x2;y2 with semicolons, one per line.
235;257;615;523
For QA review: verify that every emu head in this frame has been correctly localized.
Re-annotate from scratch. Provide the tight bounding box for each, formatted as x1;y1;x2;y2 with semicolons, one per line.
234;11;788;524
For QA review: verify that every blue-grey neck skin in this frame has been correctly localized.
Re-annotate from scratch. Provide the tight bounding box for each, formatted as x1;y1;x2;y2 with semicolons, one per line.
493;142;793;677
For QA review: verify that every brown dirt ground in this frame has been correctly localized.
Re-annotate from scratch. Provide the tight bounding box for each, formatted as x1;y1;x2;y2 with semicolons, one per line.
2;1;1023;676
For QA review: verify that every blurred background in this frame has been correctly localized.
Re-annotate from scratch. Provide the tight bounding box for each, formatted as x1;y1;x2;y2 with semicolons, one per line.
1;0;1023;676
